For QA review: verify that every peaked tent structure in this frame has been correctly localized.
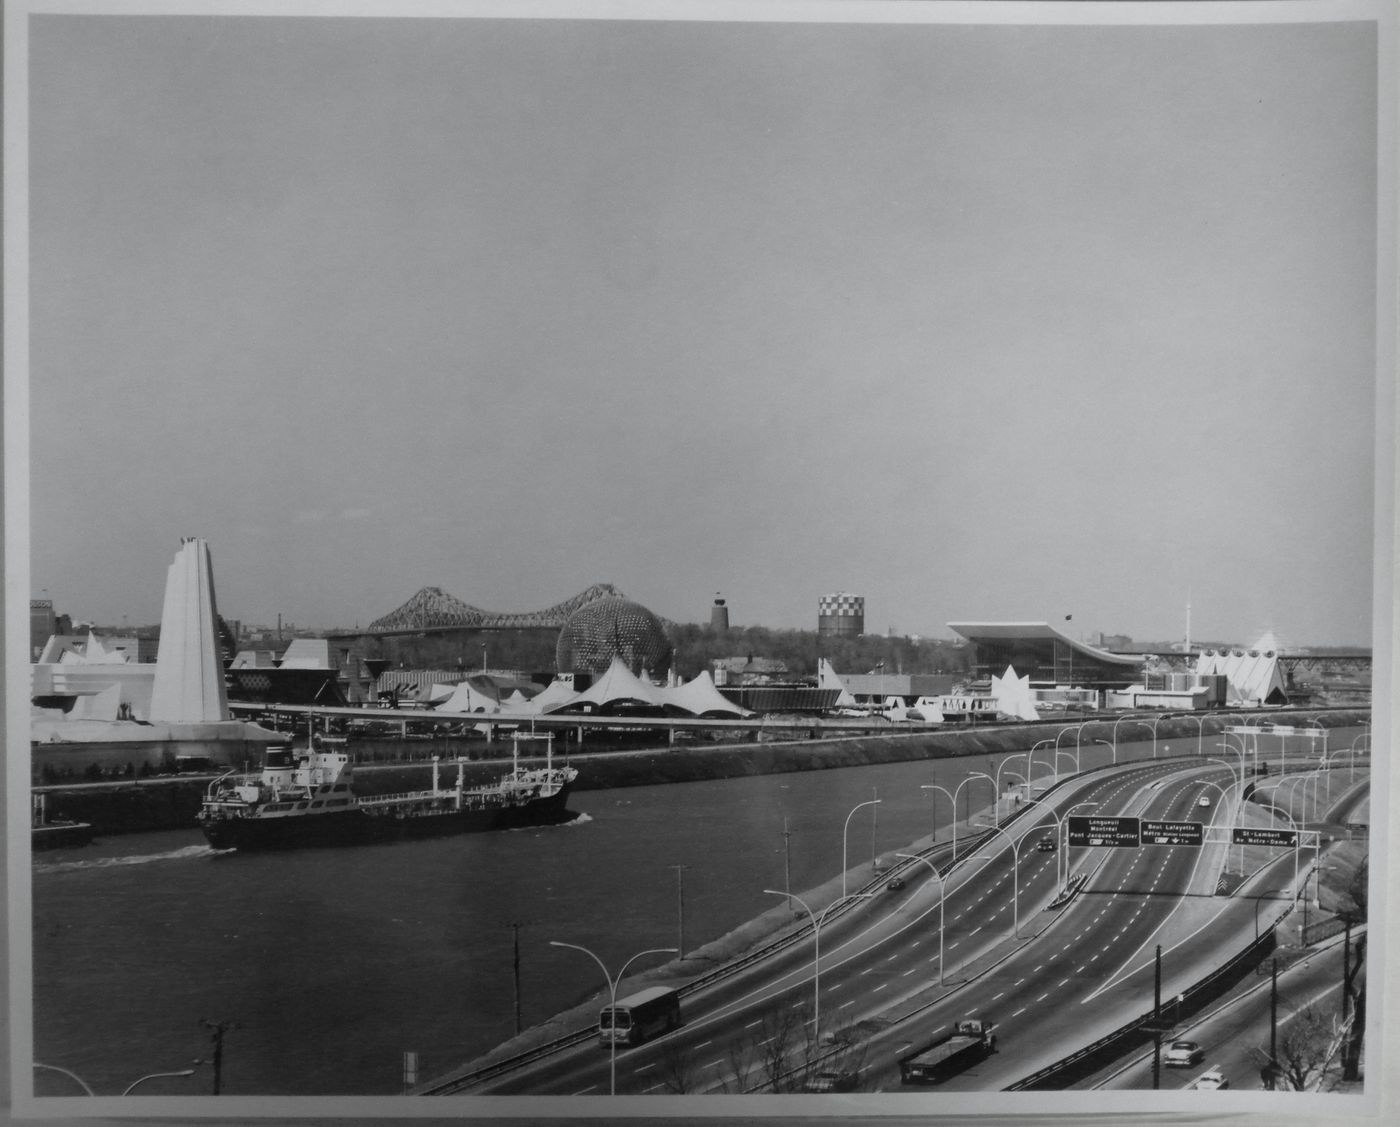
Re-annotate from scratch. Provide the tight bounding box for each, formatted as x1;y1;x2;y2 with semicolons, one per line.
1194;649;1288;706
662;670;752;717
555;656;668;714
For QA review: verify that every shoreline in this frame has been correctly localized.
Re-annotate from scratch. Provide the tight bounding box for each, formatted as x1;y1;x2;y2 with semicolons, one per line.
31;707;1368;836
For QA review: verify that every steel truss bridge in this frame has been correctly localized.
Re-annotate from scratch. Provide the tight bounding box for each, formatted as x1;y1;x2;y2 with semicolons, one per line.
334;582;626;636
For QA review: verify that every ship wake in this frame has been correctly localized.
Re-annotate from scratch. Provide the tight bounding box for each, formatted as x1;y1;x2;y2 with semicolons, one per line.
34;843;221;873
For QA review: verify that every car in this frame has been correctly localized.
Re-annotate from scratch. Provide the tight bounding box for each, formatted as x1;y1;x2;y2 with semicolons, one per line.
803;1069;860;1093
1036;836;1057;852
886;875;906;892
1198;795;1211;807
1191;1067;1229;1090
1165;1040;1204;1067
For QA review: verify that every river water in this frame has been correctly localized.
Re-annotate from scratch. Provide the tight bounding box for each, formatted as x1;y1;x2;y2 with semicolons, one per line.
28;735;1265;1096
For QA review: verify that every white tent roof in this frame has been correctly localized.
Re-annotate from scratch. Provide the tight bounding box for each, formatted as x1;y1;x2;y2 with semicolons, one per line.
662;670;751;717
565;657;669;712
1195;650;1287;705
530;679;584;714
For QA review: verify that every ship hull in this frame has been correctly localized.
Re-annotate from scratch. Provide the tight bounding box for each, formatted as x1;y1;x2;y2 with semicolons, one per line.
200;784;576;852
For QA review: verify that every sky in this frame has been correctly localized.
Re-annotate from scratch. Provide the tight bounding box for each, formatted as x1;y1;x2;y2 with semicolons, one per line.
17;3;1388;647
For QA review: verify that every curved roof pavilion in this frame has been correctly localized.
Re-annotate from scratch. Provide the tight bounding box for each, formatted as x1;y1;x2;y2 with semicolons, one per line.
948;622;1147;690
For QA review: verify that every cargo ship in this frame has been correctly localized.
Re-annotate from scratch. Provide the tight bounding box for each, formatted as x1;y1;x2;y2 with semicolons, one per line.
198;734;577;851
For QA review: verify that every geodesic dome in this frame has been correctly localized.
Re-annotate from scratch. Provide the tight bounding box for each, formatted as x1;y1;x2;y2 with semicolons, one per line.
555;597;672;676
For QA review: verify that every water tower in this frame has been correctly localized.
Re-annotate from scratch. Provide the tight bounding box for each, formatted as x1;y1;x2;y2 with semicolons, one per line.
818;592;864;637
710;594;729;633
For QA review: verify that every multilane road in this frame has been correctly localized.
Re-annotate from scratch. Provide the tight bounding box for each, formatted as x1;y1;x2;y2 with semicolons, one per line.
480;752;1292;1095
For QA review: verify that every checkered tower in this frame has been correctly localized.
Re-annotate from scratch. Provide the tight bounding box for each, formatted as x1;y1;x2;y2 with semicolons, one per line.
818;592;865;637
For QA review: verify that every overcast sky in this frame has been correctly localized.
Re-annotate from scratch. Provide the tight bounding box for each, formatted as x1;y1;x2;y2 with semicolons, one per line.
20;3;1386;647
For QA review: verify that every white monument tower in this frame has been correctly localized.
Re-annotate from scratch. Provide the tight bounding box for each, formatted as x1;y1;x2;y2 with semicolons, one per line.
148;537;229;723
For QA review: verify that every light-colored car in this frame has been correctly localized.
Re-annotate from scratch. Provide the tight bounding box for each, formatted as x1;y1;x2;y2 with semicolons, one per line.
1192;1067;1229;1090
1165;1039;1204;1067
1198;795;1211;807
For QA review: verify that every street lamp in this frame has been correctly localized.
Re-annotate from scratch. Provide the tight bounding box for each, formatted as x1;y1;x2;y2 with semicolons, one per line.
996;771;1027;819
921;773;992;864
895;853;952;985
994;753;1029;802
1049;801;1099;887
974;823;1026;937
1028;739;1055;790
1054;724;1084;776
33;1064;95;1096
842;798;882;896
122;1069;197;1096
549;941;678;1095
1110;713;1150;760
1092;737;1116;766
763;890;873;1037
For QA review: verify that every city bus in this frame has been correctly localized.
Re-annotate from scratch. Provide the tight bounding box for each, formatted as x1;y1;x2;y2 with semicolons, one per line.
598;985;682;1046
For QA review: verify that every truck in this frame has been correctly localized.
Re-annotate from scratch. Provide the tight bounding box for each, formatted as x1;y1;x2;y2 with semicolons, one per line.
898;1019;997;1085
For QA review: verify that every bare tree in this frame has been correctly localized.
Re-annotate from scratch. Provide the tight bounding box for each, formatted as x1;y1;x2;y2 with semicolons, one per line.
1253;1004;1353;1091
654;1035;697;1094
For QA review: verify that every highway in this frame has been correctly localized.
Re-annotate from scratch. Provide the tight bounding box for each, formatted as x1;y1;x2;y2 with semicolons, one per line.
473;755;1261;1094
436;725;1367;1097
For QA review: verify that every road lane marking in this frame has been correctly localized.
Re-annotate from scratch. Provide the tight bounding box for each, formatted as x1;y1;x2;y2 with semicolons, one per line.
695;1040;712;1049
635;1063;657;1073
704;1059;725;1070
745;1020;761;1028
1036;993;1049;1002
992;991;1005;1000
1012;1007;1026;1016
874;982;888;991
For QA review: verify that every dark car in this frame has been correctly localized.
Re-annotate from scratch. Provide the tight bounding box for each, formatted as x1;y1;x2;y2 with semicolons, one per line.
803;1069;860;1093
887;875;906;892
1036;836;1057;853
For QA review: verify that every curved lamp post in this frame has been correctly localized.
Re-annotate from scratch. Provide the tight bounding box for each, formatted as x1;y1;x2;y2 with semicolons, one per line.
1048;801;1099;887
922;773;991;864
33;1064;95;1096
994;753;1029;805
122;1070;197;1096
1054;724;1085;776
1028;739;1055;790
974;823;1025;938
549;941;678;1095
1110;713;1149;760
1091;737;1116;766
763;890;873;1037
842;798;882;897
895;853;953;985
996;771;1027;819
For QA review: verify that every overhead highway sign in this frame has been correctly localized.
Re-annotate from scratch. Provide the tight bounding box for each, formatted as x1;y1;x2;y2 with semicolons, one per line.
1068;816;1140;847
1141;820;1204;846
1232;826;1298;847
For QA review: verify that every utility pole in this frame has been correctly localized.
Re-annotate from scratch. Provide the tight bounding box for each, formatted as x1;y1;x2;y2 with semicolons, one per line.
512;922;522;1035
670;865;688;956
782;818;792;909
200;1018;237;1095
1269;957;1279;1088
1151;945;1162;1090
